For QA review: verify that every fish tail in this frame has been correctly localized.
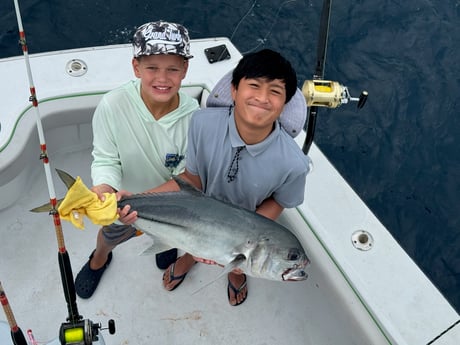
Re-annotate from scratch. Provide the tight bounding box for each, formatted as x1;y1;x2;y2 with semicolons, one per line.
30;169;76;212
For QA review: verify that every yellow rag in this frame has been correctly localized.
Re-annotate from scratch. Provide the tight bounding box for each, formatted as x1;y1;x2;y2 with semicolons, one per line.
58;176;119;229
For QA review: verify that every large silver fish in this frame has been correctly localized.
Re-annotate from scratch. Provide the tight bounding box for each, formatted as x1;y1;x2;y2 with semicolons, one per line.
43;170;310;282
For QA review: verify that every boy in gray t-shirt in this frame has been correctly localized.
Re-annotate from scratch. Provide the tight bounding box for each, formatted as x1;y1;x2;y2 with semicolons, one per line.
119;49;310;306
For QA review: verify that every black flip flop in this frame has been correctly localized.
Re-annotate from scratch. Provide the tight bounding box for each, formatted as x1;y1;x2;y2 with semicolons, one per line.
162;257;188;291
227;273;247;306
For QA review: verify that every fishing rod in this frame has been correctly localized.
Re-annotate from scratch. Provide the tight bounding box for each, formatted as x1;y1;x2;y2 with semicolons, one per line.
0;282;28;345
302;0;368;154
11;1;114;344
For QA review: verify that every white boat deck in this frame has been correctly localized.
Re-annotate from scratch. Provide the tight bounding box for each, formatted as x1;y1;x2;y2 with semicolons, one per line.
0;143;382;345
1;38;459;344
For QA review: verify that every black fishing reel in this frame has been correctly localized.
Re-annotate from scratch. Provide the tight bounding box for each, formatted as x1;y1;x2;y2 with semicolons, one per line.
302;79;368;109
59;319;115;345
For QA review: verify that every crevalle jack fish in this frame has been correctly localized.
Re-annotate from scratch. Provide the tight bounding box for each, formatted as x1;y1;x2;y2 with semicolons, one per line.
36;169;310;283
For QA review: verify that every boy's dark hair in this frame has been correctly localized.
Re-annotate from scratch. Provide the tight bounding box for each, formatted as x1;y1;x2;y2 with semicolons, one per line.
231;49;297;103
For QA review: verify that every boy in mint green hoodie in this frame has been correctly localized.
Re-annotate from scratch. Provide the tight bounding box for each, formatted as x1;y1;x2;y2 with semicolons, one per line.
75;21;199;299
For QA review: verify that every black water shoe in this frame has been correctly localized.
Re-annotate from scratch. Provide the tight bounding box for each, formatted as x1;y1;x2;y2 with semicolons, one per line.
75;250;112;299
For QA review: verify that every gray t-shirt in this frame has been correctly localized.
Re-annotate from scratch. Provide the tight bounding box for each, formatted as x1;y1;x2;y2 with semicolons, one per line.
186;107;310;210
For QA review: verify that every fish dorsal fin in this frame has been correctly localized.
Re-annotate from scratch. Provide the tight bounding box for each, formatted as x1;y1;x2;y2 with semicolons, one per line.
172;176;203;196
191;254;247;295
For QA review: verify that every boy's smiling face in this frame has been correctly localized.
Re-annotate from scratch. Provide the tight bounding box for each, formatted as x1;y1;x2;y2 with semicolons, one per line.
133;54;188;106
231;77;286;142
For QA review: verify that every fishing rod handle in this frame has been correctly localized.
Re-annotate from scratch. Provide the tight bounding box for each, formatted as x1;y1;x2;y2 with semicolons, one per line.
58;251;82;323
0;282;28;345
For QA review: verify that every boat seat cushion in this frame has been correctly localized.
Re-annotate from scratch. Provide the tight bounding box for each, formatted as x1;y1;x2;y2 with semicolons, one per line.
206;71;307;138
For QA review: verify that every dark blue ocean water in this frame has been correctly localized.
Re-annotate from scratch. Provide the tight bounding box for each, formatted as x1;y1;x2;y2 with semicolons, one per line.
1;0;459;312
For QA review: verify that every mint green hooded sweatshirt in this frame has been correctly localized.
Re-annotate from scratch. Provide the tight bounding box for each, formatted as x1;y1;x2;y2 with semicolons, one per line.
91;79;199;193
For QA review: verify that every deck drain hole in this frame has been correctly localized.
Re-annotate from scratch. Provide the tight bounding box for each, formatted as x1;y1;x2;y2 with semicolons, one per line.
66;59;88;77
351;230;374;251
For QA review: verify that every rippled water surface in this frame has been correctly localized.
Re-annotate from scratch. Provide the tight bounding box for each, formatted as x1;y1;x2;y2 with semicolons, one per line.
1;0;459;312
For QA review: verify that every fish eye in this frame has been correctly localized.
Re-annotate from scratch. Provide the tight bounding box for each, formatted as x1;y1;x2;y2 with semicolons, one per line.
287;248;300;261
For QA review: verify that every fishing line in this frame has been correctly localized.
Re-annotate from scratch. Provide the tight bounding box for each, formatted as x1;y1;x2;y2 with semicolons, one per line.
229;0;257;41
230;0;298;54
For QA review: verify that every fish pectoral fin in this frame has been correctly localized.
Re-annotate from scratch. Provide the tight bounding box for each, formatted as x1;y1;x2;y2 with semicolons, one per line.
139;241;173;256
215;254;246;278
228;253;247;269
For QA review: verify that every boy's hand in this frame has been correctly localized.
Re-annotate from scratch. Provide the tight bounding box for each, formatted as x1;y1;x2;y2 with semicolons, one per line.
116;190;137;225
91;183;115;201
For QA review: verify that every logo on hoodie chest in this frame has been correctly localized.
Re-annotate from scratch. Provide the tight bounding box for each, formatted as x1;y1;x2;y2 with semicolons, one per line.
164;153;184;169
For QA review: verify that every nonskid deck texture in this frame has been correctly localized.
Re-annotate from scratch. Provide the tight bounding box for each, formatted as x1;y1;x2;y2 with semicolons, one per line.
0;147;375;345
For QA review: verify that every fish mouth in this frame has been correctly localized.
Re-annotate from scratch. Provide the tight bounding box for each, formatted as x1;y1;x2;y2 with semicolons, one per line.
282;267;308;281
282;257;310;281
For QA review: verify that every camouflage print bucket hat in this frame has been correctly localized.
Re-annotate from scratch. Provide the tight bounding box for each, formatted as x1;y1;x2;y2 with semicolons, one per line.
133;21;193;59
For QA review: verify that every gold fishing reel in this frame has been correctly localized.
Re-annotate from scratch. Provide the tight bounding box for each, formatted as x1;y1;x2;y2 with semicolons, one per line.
302;79;368;109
